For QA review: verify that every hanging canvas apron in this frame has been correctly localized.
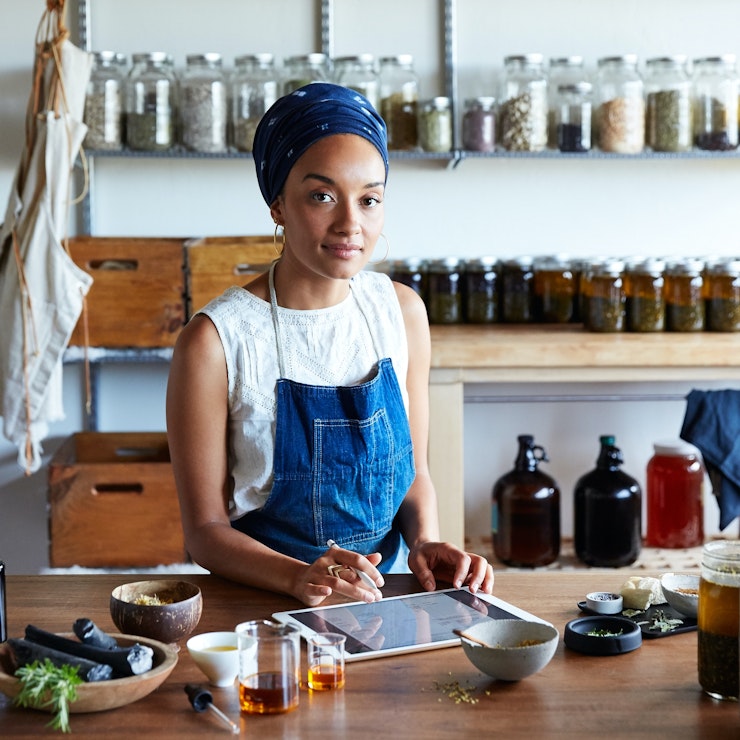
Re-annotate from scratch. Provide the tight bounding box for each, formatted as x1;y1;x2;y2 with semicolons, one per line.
233;264;415;571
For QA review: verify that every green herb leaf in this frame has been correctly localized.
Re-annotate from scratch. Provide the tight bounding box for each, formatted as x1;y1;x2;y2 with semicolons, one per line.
14;659;82;733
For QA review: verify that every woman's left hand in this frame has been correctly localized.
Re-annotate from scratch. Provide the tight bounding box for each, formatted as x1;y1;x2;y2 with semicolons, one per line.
408;541;494;595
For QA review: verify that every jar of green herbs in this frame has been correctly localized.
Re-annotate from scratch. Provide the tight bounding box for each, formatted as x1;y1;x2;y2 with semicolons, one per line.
500;256;535;323
664;257;705;332
582;258;626;332
644;56;692;153
704;258;740;332
427;257;463;324
624;257;666;332
463;257;499;324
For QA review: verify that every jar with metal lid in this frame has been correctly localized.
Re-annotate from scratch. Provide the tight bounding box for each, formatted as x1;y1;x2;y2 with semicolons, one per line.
334;54;379;109
547;56;586;148
461;97;496;152
644;55;692;152
388;257;427;301
125;52;177;151
463;257;499;324
180;53;228;153
282;53;329;94
554;82;592;152
232;53;278;153
569;256;590;323
624;257;665;332
704;258;740;331
379;55;419;151
499;54;548;152
646;440;704;549
582;258;626;332
664;257;705;331
84;51;127;150
427;257;463;324
693;55;739;151
595;55;645;153
418;97;452;153
533;254;575;323
698;540;740;701
500;256;535;323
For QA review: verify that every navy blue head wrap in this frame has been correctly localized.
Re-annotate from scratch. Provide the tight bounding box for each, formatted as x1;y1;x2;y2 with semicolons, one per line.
253;82;389;206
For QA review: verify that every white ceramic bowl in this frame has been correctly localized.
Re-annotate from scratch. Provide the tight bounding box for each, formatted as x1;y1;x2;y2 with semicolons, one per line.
458;620;559;681
660;573;699;618
186;631;239;687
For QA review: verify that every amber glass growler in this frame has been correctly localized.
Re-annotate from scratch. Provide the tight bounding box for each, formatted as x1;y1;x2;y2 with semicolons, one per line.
492;435;560;567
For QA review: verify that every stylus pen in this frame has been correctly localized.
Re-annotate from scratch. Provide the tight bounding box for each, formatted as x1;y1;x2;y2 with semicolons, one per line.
326;540;380;591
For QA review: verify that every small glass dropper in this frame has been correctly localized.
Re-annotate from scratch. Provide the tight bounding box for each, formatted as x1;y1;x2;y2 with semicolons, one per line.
185;683;239;734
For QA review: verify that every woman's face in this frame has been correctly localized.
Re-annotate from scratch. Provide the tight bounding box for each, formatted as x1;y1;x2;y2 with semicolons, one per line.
271;134;386;282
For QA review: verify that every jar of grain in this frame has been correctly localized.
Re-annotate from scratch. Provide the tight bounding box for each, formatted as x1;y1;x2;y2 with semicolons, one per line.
547;56;586;148
554;82;593;152
379;55;419;151
180;53;228;153
624;257;666;332
693;55;739;151
418;96;453;153
704;257;740;332
499;54;548;152
84;51;127;151
462;97;496;152
595;55;644;153
232;53;278;153
334;54;379;110
664;257;705;331
644;55;692;152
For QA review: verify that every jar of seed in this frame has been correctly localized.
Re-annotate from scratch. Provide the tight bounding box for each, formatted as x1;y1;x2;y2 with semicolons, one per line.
595;55;644;154
334;54;379;110
644;56;692;152
379;55;419;151
463;257;499;324
500;256;536;323
232;53;278;153
624;257;666;332
84;51;127;150
418;96;453;153
180;53;228;153
427;257;463;324
704;257;740;332
693;55;739;151
582;258;626;332
547;56;586;148
388;257;427;301
664;257;705;332
554;82;593;152
282;53;329;95
125;52;177;151
499;54;548;152
533;254;575;323
462;97;496;152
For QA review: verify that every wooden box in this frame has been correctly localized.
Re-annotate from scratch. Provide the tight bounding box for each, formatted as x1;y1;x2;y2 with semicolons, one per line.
68;236;186;347
48;432;187;568
185;235;275;318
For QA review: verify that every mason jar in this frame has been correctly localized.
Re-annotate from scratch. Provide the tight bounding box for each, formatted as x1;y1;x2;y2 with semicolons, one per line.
232;53;278;153
388;257;427;301
554;82;593;152
427;257;463;324
180;53;228;153
595;55;645;153
379;54;419;151
547;55;586;148
644;55;692;152
582;258;626;332
418;96;453;153
693;55;739;151
624;257;666;332
704;257;740;331
282;53;329;94
533;254;575;323
84;51;127;150
462;96;496;152
500;256;535;323
499;53;548;152
334;54;379;109
463;257;499;324
664;257;705;332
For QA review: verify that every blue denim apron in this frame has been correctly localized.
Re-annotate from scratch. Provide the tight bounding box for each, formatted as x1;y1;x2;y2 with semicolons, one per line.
233;264;416;571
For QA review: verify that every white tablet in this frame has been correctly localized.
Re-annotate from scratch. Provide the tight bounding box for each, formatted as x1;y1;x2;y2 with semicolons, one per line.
273;588;548;662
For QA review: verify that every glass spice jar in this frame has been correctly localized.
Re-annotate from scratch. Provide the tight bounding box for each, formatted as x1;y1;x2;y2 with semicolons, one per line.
644;55;692;152
232;53;278;153
334;54;379;109
704;257;740;331
180;53;228;153
282;53;329;94
693;55;739;151
426;257;463;324
624;257;666;332
125;52;177;151
533;254;575;323
500;256;535;323
388;257;427;301
462;96;496;152
554;82;593;152
418;96;453;153
595;55;645;154
379;54;419;151
664;257;705;332
463;257;499;324
499;53;548;152
547;56;587;149
582;258;626;332
84;51;127;151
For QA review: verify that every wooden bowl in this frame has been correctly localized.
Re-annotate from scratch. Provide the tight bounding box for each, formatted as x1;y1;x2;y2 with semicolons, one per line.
0;633;177;713
110;580;203;644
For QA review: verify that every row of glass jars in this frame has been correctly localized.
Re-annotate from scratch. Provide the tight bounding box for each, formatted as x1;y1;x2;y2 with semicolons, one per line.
383;255;740;332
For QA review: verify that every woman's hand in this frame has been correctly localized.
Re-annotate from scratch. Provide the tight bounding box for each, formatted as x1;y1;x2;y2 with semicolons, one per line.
408;541;494;595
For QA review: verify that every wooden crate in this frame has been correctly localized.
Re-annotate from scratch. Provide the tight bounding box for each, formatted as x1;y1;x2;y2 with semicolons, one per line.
68;236;186;347
48;432;187;567
185;235;275;318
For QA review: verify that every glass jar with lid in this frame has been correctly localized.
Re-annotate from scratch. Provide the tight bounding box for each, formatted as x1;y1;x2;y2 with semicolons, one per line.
417;96;453;153
125;52;177;151
554;82;593;152
500;255;535;323
427;257;463;324
582;258;626;332
461;97;496;152
499;53;548;152
533;254;575;323
84;51;127;150
704;257;740;331
644;55;692;152
180;53;228;153
547;56;586;148
463;257;499;324
693;55;739;151
624;257;666;332
595;55;645;153
388;257;427;301
232;53;278;153
334;54;379;109
379;54;419;151
664;257;705;331
282;53;329;94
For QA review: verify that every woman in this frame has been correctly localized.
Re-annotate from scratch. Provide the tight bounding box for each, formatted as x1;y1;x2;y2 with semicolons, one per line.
166;83;493;606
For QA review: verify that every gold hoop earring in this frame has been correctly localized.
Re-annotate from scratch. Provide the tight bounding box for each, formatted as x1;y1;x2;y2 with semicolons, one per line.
273;223;285;255
369;233;390;264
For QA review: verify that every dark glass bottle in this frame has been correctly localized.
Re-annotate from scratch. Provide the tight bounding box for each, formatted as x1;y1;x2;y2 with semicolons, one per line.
492;435;560;567
574;435;642;567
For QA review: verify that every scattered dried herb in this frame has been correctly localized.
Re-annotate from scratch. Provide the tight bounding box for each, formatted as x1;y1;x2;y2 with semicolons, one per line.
646;609;683;633
425;673;488;705
587;628;624;637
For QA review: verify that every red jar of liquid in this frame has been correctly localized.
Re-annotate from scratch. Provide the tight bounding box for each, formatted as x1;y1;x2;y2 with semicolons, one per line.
646;440;705;548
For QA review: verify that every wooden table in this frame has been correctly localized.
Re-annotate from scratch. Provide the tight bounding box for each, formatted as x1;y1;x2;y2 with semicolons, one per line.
1;573;736;738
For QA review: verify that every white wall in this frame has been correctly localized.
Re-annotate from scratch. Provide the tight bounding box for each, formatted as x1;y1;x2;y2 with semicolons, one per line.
1;0;739;572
